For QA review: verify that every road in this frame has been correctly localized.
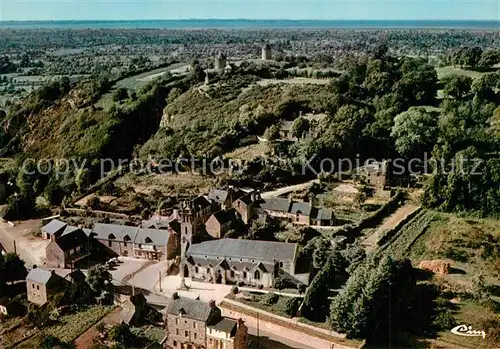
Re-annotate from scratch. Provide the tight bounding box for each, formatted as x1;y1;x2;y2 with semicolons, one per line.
247;326;316;349
0;221;48;266
260;179;319;199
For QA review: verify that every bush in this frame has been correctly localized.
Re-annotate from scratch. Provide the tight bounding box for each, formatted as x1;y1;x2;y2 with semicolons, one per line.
231;286;239;294
273;277;287;290
263;292;279;305
284;297;301;318
298;284;307;294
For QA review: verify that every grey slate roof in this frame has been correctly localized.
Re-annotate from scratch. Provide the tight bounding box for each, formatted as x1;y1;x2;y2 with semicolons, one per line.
187;239;297;262
26;268;58;285
290;202;313;216
60;225;79;237
92;223;139;241
166;297;213;322
208;189;230;204
42;219;67;236
211;209;237;225
134;228;170;246
259;198;292;213
192;196;212;210
315;208;333;221
208;318;237;333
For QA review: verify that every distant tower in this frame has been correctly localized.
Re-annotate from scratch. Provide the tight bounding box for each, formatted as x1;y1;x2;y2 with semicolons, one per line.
204;69;209;85
215;52;227;73
262;43;272;60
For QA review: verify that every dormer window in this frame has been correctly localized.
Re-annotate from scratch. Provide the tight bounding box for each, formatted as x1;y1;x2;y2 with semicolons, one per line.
145;237;153;244
108;233;116;240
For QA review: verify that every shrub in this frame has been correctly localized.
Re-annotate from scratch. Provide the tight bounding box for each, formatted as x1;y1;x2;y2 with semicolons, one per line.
273;277;287;290
263;292;279;305
231;286;239;295
284;297;301;318
298;284;307;294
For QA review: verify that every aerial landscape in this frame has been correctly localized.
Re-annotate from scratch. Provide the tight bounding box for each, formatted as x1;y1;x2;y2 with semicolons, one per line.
0;1;498;349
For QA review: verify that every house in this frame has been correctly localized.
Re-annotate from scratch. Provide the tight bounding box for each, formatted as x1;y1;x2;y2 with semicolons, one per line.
142;214;180;233
133;227;175;261
184;239;307;288
45;226;91;268
26;267;66;306
257;197;335;227
355;161;388;188
207;188;243;209
91;223;138;257
92;223;178;260
165;297;221;349
205;209;238;239
290;202;314;225
164;297;247;349
232;194;257;224
258;197;292;221
207;317;247;349
311;208;334;226
41;219;68;240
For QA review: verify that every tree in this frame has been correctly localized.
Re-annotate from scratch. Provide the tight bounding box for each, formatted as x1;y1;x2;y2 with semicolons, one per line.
264;123;281;141
329;256;418;343
442;75;473;100
460;46;483;68
112;88;128;102
272;277;287;290
291;117;310;139
301;248;347;321
391;107;439;157
478;49;500;68
491;107;500;138
86;195;101;210
86;265;112;295
3;253;26;283
108;323;134;344
284;297;301;317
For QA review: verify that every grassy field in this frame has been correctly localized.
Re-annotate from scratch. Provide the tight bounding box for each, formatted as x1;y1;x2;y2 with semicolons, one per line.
225;142;267;161
375;210;500;348
96;62;187;110
436;66;488;80
114;171;218;197
15;305;115;348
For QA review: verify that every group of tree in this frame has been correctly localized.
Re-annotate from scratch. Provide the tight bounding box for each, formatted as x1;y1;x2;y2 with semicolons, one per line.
0;252;27;297
328;256;439;345
447;47;500;69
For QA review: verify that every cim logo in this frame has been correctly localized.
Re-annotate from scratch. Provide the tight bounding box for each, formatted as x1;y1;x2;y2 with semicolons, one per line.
451;324;486;339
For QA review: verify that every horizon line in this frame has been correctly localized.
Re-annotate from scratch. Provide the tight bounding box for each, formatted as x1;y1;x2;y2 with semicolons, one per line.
1;18;499;22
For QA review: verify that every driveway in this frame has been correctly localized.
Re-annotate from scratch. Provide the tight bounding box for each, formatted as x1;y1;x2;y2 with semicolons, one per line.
0;220;48;266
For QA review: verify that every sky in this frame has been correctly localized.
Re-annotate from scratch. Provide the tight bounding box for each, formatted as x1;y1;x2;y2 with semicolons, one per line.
0;0;499;21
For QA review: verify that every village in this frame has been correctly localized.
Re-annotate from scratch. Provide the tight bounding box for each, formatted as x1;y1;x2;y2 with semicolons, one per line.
0;156;410;349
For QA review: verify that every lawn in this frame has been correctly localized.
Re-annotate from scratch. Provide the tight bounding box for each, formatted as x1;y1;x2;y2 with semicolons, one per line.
436;66;487;80
15;305;115;348
96;62;187;110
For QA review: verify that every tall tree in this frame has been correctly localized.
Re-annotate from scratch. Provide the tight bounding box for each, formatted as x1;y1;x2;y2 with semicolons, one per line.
391;107;439;157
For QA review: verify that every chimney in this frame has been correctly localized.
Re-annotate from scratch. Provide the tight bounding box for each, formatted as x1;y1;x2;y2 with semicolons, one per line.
208;300;216;309
237;318;244;327
32;265;37;269
50;270;56;275
172;292;179;300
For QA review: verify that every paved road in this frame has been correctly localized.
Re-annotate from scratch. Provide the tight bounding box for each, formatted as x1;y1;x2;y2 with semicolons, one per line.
260;179;319;199
247;326;316;349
